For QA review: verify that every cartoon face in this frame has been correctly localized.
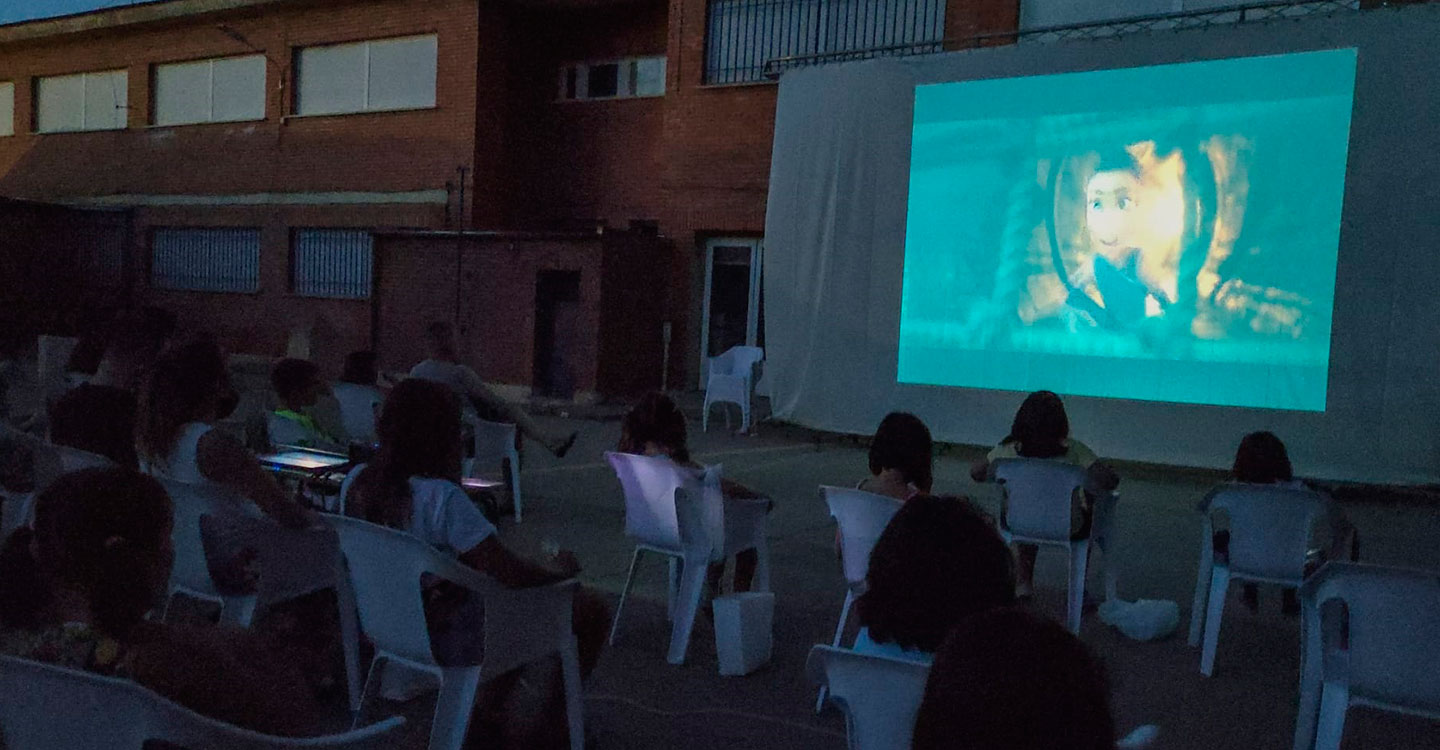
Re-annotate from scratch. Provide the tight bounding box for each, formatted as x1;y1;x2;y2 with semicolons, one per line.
1085;169;1142;250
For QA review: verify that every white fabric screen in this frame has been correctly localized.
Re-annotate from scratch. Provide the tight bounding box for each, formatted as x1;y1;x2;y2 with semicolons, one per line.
155;55;265;126
36;70;127;132
764;5;1440;483
297;35;436;116
0;82;13;137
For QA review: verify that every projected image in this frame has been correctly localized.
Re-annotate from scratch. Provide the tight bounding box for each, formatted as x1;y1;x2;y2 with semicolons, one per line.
898;49;1356;411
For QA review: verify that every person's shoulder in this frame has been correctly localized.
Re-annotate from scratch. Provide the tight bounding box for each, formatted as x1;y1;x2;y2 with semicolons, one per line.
408;475;467;502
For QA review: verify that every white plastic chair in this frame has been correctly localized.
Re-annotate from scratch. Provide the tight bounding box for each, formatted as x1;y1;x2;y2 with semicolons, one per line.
327;514;585;750
816;486;902;711
332;382;383;446
992;458;1110;634
0;654;404;750
807;645;931;750
1293;563;1440;750
702;345;764;433
464;416;523;523
605;451;771;665
1188;484;1325;676
157;478;264;627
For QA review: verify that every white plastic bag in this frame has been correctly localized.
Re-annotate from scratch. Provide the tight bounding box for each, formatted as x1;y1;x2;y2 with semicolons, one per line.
1098;598;1180;641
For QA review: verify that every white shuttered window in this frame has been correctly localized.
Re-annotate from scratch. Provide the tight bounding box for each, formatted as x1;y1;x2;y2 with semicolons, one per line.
296;35;437;116
151;228;261;293
154;55;266;126
37;70;128;132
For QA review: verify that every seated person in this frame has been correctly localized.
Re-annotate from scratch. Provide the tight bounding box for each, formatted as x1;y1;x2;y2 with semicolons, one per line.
331;351;386;446
970;390;1120;599
912;606;1117;750
342;378;608;747
410;322;576;458
48;382;138;469
858;412;933;501
618;391;770;597
0;468;321;736
853;495;1014;663
1218;430;1358;615
267;358;346;453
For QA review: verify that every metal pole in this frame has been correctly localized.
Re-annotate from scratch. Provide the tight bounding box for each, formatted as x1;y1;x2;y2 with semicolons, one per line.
454;165;468;329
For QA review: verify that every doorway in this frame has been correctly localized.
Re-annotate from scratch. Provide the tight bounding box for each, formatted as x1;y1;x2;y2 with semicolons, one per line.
700;237;763;388
534;270;582;399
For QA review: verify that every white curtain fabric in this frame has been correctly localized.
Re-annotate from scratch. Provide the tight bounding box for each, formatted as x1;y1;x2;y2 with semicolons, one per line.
763;5;1440;483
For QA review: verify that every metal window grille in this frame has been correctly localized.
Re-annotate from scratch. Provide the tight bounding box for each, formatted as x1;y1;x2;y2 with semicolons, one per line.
291;229;373;299
150;227;261;293
706;0;946;85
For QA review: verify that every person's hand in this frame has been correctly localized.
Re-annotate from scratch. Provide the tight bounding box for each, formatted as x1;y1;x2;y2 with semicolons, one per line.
551;549;582;578
1069;262;1095;290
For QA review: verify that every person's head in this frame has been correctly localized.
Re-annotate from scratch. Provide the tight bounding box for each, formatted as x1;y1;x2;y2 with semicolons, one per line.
425;321;457;360
619;391;690;464
1233;431;1292;484
1005;390;1070;459
48;385;139;468
912;607;1116;750
271;358;324;410
856;495;1014;653
1085;148;1144;252
351;378;464;528
341;351;380;386
136;339;236;463
0;468;173;637
868;412;934;493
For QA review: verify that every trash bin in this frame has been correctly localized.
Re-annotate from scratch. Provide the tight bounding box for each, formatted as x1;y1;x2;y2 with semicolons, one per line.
713;591;774;676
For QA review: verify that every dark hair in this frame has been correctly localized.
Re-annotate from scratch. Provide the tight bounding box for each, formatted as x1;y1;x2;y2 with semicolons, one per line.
0;468;173;636
868;412;933;494
425;321;456;358
1003;391;1070;459
271;358;320;402
618;392;690;464
48;385;139;468
1090;146;1141;177
341;351;379;386
912;607;1116;750
136;339;233;465
857;495;1014;653
1233;431;1293;484
349;378;463;529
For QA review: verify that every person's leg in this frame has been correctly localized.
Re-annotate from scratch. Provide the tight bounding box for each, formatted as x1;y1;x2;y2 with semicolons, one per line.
467;385;576;457
1015;543;1038;599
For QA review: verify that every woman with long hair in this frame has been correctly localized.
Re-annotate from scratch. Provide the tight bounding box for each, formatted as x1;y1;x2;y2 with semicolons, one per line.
859;412;934;500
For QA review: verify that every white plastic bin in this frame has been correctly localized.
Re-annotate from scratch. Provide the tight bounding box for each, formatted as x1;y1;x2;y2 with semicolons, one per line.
713;591;774;676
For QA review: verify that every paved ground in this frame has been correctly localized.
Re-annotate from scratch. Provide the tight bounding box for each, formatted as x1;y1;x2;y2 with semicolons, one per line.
355;407;1440;750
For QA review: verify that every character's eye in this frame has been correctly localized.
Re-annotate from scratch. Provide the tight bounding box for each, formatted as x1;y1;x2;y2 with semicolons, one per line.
1118;197;1133;210
1091;200;1103;211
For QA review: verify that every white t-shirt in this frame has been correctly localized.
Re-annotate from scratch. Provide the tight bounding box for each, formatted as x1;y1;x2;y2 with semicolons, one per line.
342;467;496;556
143;422;213;484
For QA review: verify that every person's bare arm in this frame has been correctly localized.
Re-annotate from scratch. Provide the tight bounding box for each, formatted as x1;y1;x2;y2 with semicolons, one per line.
458;536;579;589
195;429;313;528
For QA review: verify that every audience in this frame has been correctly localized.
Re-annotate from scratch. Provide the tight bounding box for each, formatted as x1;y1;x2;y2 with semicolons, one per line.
0;468;321;736
971;391;1119;599
268;358;345;452
410;321;577;458
859;412;933;501
912;606;1117;750
48;380;138;469
854;495;1014;662
618;391;771;597
343;378;608;747
332;350;385;446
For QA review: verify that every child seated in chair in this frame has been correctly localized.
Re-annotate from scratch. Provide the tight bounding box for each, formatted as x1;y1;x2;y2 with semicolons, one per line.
268;358;346;453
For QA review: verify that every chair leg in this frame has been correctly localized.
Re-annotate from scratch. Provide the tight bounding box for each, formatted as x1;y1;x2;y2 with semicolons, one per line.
352;656;383;730
667;557;680;621
815;590;856;713
560;638;586;750
666;557;708;665
608;548;645;646
431;669;483;750
1188;533;1214;647
1294;604;1325;750
1200;569;1230;676
740;398;751;434
1312;681;1349;750
702;396;711;432
751;535;771;594
335;571;363;716
506;449;523;524
1067;541;1090;635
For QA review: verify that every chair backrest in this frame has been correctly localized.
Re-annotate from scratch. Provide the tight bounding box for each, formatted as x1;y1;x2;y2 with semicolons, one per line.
330;383;382;446
157;478;262;601
606;451;724;558
807;645;931;750
1302;562;1440;712
992;458;1086;541
0;654;405;750
469;417;517;466
0;490;33;540
822;486;902;586
709;346;764;379
1202;484;1325;582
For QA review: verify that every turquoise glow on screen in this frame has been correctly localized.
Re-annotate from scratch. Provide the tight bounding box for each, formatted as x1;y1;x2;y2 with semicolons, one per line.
897;49;1356;411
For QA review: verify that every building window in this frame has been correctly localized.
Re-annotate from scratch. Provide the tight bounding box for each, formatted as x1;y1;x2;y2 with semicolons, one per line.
704;0;945;84
557;56;666;101
153;55;266;126
295;34;438;116
291;229;373;299
0;82;13;137
151;227;261;293
35;70;128;132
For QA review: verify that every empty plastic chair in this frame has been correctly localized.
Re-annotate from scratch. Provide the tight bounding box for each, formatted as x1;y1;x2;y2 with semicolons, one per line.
816;486;902;711
1188;484;1325;676
992;458;1108;634
327;514;584;750
702;345;764;433
605;451;770;665
0;654;404;750
464;416;523;522
808;645;931;750
1293;563;1440;750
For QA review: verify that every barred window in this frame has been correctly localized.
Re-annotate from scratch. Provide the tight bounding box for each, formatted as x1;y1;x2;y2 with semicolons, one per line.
291;229;373;299
151;228;261;293
705;0;945;84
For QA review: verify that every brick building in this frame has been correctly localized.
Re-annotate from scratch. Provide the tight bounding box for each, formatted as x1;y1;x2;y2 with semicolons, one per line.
0;0;1021;395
